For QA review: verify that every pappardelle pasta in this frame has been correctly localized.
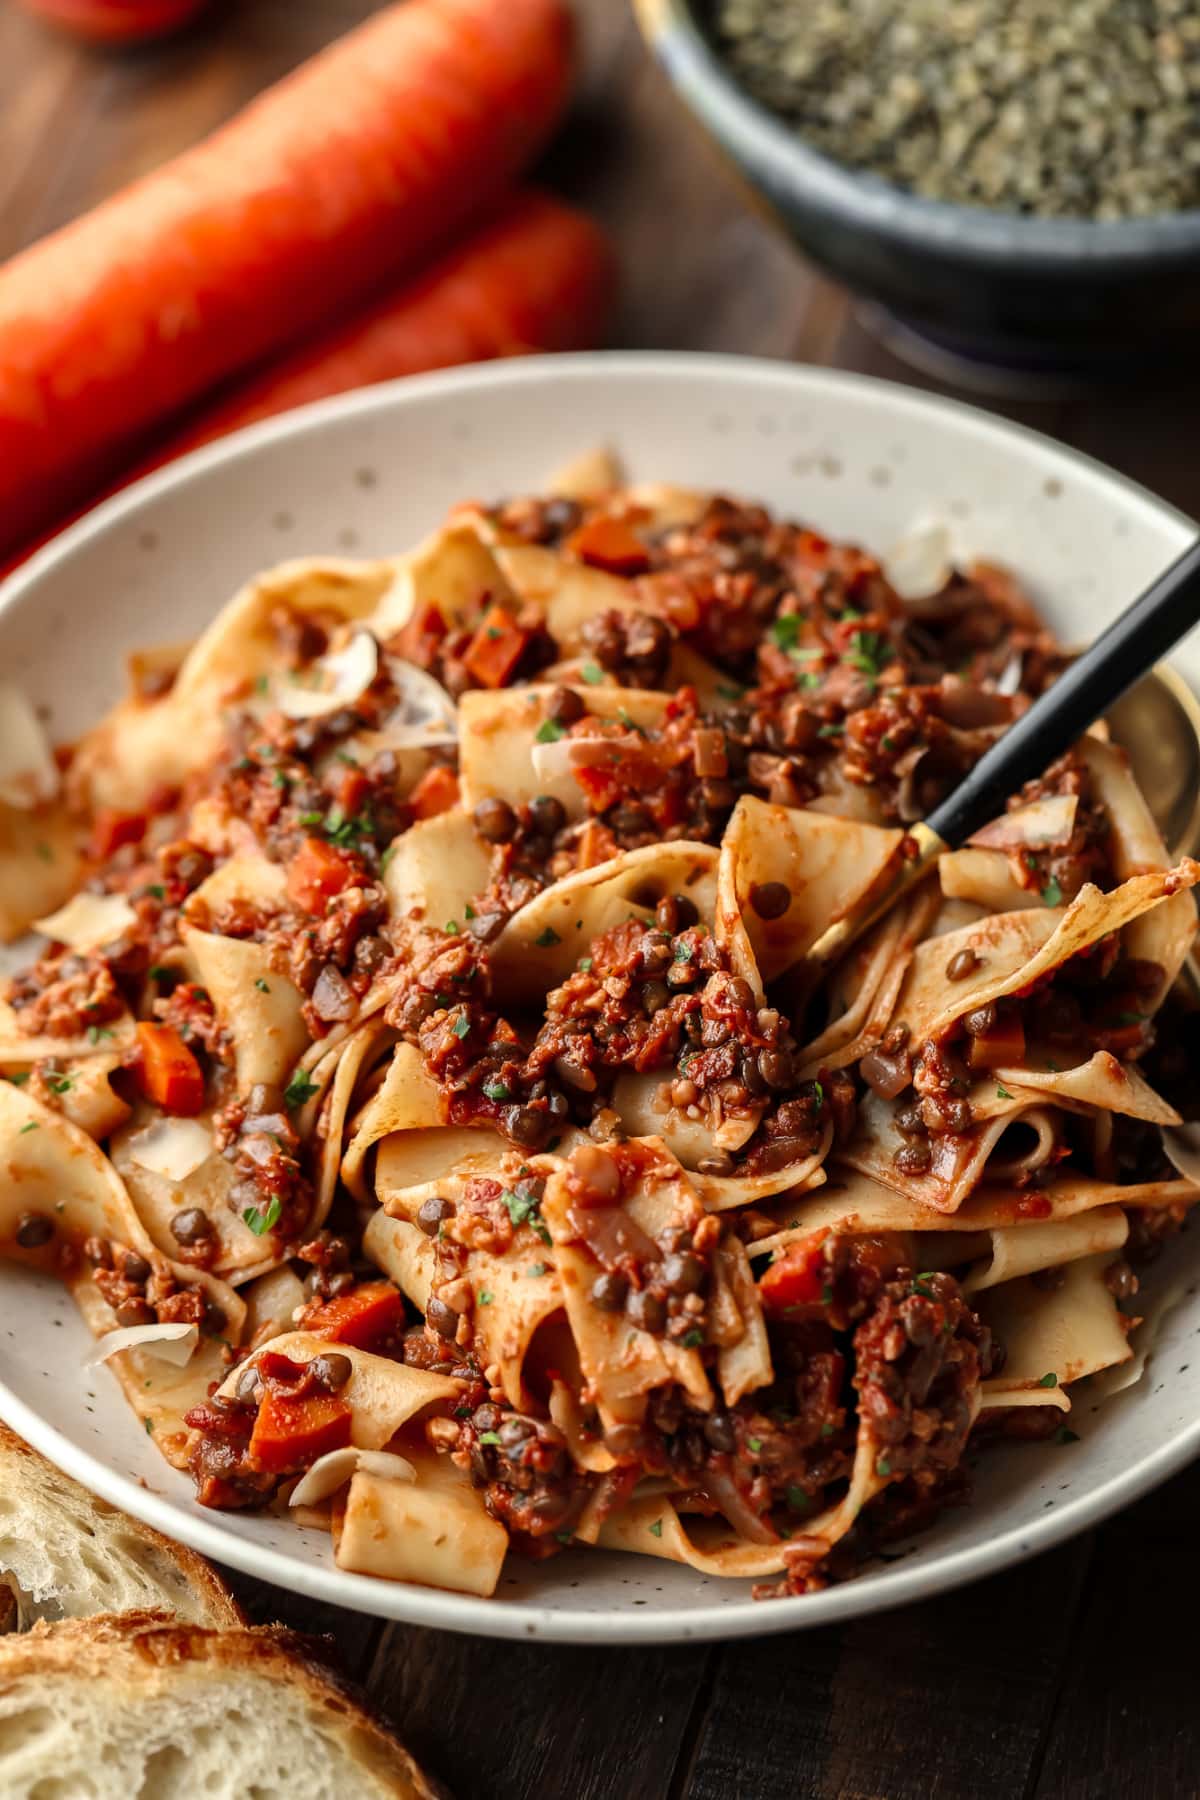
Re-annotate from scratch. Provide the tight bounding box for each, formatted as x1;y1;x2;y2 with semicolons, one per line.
2;453;1198;1602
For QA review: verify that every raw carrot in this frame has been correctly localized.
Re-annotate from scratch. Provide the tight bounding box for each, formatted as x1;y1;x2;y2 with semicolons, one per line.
0;0;574;553
15;0;209;42
143;190;617;459
0;189;615;579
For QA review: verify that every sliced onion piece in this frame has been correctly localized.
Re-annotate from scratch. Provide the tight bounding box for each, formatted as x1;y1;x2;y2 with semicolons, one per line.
382;656;459;745
288;1446;417;1509
969;792;1078;853
1162;1123;1200;1187
883;524;952;601
126;1116;213;1181
33;891;137;951
994;652;1024;697
86;1322;199;1368
275;631;378;720
0;684;60;810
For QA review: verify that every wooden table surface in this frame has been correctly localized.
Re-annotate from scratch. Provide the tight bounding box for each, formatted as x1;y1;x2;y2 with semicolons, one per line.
3;3;1199;1796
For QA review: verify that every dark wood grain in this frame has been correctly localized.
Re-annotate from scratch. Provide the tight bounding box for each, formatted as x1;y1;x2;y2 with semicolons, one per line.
2;4;1198;1798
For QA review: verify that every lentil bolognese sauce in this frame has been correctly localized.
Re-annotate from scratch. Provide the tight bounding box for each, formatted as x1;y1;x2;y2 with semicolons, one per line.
0;457;1196;1602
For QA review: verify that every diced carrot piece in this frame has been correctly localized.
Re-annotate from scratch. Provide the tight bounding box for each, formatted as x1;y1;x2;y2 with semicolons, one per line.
395;602;449;669
135;1022;205;1116
287;836;355;915
87;808;147;862
567;515;650;576
334;765;369;818
759;1232;829;1313
462;604;531;689
300;1281;406;1349
409;764;461;821
248;1389;352;1475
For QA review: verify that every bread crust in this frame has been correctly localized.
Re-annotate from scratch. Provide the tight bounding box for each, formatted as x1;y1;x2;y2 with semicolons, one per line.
0;1420;243;1628
0;1612;445;1800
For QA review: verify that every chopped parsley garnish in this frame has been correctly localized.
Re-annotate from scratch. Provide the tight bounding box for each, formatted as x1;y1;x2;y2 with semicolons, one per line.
483;1080;511;1103
1056;1427;1080;1444
616;706;645;735
996;1084;1015;1100
746;1436;764;1453
243;1197;282;1235
478;1290;493;1306
255;978;271;993
298;811;324;826
786;1484;810;1511
672;940;694;963
452;1013;471;1040
912;1277;936;1299
535;718;565;744
844;629;890;682
145;884;165;901
679;1328;704;1349
1041;875;1063;908
716;682;744;702
535;927;562;948
812;1079;825;1109
284;1069;319;1108
580;661;605;685
478;1430;501;1446
18;1121;38;1134
35;841;53;864
464;905;476;920
148;965;173;982
45;1072;75;1095
578;957;593;973
445;920;460;935
1038;1371;1059;1388
1113;1010;1146;1027
820;1282;834;1306
272;770;291;789
769;614;801;652
875;1456;892;1476
6;1072;29;1086
145;1417;155;1435
87;1026;114;1045
501;1187;551;1244
380;844;397;876
820;1422;835;1438
527;1263;548;1278
648;1518;663;1538
817;722;844;738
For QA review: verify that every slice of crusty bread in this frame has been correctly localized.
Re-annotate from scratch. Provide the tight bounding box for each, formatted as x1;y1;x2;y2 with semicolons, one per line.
0;1612;442;1800
0;1422;240;1629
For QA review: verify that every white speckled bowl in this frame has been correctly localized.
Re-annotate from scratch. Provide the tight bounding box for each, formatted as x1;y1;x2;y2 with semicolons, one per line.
1;355;1198;1644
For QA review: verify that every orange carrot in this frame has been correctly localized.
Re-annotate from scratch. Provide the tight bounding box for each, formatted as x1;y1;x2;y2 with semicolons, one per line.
287;838;357;917
0;190;615;580
300;1282;406;1350
134;1022;206;1116
248;1390;353;1475
143;190;616;460
408;765;462;821
462;604;532;689
0;0;574;553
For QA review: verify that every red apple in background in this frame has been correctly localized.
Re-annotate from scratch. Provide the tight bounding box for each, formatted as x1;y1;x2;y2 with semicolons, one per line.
14;0;210;42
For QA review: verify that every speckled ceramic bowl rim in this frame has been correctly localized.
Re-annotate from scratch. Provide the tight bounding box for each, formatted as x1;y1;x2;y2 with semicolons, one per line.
0;353;1197;1644
636;0;1200;268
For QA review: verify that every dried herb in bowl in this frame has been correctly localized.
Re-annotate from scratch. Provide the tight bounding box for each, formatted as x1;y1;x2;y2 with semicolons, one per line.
709;0;1200;219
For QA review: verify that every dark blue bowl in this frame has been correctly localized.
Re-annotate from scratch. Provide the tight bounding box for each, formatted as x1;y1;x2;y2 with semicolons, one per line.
635;0;1200;378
